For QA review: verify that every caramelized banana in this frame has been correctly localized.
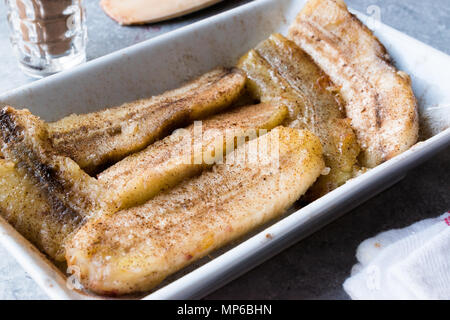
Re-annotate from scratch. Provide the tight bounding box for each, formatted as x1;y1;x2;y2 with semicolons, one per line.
48;67;246;173
288;0;418;167
0;107;108;228
0;160;79;261
66;127;325;295
98;103;288;210
238;34;360;198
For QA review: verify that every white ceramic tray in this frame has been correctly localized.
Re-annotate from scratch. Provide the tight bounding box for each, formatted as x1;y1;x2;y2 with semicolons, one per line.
0;0;449;300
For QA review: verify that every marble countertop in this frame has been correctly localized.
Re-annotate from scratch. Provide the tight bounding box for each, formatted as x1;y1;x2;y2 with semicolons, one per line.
0;0;449;300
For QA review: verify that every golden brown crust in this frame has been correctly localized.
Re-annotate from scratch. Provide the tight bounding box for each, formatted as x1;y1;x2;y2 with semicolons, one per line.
288;0;418;167
0;160;80;261
98;103;288;210
0;107;108;224
48;68;246;174
66;127;325;295
238;34;360;198
0;107;110;260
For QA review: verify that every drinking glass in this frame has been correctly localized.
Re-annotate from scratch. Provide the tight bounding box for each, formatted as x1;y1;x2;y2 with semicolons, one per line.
5;0;87;77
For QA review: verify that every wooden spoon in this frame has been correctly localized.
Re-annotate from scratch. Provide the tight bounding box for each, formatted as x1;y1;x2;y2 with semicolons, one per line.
100;0;223;25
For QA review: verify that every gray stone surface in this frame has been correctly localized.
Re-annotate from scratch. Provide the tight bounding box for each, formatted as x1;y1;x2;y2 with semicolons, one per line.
0;0;449;300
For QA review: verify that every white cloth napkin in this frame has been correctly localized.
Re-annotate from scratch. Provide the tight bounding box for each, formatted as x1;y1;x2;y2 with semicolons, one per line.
343;211;450;300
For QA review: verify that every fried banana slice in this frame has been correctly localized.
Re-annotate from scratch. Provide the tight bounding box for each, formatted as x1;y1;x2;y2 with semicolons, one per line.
0;107;108;224
0;160;80;261
288;0;418;167
48;67;246;174
98;103;288;210
66;127;325;295
238;51;305;123
238;34;360;198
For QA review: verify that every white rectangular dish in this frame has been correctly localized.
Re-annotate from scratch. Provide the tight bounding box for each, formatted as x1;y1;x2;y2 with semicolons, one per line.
0;0;449;300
